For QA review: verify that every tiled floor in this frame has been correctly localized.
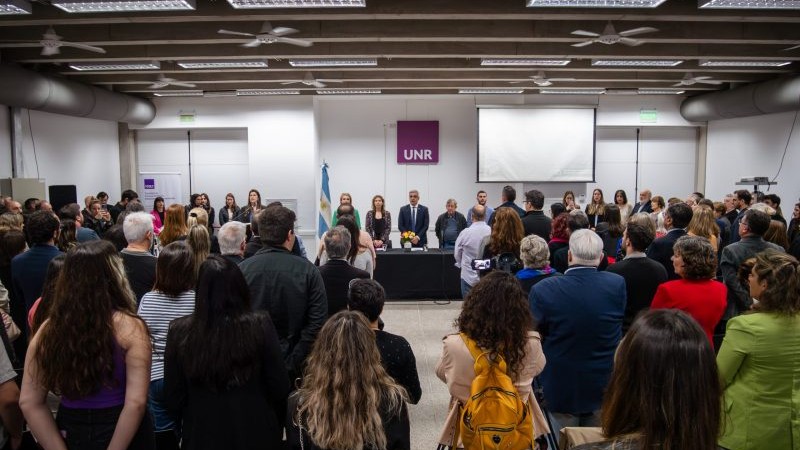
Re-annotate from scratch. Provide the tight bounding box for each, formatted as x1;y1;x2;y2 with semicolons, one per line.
381;300;463;450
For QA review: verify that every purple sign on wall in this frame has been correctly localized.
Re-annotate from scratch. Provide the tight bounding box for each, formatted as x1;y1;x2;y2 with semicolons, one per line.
144;179;155;189
397;120;439;164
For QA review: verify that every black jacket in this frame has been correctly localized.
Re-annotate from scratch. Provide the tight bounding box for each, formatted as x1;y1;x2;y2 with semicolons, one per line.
434;211;467;247
521;210;552;242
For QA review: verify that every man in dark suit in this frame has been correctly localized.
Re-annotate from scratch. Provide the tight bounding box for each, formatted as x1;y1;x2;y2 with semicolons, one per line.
606;220;667;334
317;227;370;317
631;189;653;214
529;229;626;430
397;189;429;247
11;210;62;359
489;185;525;225
521;189;551;241
646;202;693;280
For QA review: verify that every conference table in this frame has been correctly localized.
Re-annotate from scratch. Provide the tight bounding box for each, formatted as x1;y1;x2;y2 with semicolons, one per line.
373;248;462;300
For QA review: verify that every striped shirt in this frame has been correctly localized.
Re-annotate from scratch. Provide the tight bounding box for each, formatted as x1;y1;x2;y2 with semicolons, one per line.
138;290;195;381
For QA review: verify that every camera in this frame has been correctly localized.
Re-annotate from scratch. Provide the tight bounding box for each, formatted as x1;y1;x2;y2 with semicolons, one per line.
470;259;492;270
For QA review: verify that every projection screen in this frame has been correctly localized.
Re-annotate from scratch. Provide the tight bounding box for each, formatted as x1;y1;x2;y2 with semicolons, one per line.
477;107;596;182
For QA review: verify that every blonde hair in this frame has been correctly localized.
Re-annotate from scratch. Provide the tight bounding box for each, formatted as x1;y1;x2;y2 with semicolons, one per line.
186;225;210;275
687;206;720;240
296;311;407;450
187;207;209;227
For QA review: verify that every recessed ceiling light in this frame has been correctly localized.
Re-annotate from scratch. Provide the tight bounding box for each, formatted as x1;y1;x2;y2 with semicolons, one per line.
698;0;800;9
226;0;364;8
316;89;381;94
177;61;268;69
289;59;377;67
699;60;792;67
152;90;204;97
237;89;301;95
638;88;686;95
69;61;161;71
459;89;524;94
481;58;571;66
528;0;667;7
592;59;683;67
51;0;195;12
540;88;607;94
0;0;32;14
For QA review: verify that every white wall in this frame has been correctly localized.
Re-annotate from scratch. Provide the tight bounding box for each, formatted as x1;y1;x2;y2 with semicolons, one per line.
136;96;317;232
0;107;120;202
706;110;800;206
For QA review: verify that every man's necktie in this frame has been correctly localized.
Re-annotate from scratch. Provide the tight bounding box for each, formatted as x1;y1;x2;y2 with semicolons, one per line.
412;206;417;230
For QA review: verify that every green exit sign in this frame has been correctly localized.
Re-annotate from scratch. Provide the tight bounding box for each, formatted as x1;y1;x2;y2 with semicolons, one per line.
640;108;658;123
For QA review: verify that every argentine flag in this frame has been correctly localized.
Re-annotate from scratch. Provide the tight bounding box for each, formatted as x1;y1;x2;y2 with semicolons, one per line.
318;163;332;238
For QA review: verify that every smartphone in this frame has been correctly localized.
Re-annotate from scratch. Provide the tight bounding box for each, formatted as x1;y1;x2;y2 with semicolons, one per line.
101;204;108;210
471;259;492;270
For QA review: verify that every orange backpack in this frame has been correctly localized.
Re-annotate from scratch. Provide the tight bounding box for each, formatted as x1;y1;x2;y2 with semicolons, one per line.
457;333;534;450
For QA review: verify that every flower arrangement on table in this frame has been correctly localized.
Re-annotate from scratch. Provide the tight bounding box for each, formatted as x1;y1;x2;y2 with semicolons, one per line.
400;231;416;246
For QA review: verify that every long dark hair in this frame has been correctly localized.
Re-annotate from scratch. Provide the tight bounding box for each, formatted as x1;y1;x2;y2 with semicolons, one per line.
168;255;266;391
601;309;720;450
34;241;140;398
153;241;196;296
336;215;360;263
31;254;67;336
604;204;624;238
455;271;533;375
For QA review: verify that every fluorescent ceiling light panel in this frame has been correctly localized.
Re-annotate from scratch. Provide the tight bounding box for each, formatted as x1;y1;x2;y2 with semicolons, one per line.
528;0;666;6
177;61;268;69
152;90;203;97
459;89;524;94
237;89;301;95
540;88;607;94
700;60;791;67
226;0;365;8
52;0;195;12
0;0;32;14
316;89;381;94
481;58;571;66
638;89;686;94
289;59;377;67
592;59;683;67
69;61;161;71
699;0;800;9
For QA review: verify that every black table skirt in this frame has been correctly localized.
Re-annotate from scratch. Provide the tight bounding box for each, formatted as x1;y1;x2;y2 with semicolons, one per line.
373;248;462;300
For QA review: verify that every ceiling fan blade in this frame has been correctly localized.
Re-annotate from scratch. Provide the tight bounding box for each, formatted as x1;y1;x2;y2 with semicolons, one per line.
509;81;526;84
571;30;599;37
41;45;60;56
218;29;256;37
241;40;263;48
280;81;299;85
571;40;594;48
149;82;168;89
312;80;326;88
549;78;576;82
618;26;658;37
782;43;800;51
534;80;552;87
170;81;196;88
270;26;299;37
275;36;313;47
60;41;106;54
696;79;723;85
619;37;644;46
693;76;712;80
672;82;685;87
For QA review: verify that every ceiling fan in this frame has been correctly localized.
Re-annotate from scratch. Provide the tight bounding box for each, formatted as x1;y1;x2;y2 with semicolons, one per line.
218;21;313;48
511;71;576;87
673;73;723;87
571;21;658;47
281;72;342;88
149;76;196;89
39;26;106;56
783;43;800;51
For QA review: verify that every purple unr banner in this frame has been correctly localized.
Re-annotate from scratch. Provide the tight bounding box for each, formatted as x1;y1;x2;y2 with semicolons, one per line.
397;120;439;164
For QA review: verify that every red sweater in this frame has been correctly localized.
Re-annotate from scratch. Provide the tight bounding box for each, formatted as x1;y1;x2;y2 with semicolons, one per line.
651;278;727;346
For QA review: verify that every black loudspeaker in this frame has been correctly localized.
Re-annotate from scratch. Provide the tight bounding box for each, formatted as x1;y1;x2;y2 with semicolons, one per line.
48;185;78;212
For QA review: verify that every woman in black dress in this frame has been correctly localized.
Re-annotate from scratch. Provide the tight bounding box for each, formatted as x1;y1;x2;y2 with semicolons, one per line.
365;194;392;249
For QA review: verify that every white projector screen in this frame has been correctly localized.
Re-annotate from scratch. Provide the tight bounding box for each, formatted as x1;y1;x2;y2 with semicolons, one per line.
477;107;596;182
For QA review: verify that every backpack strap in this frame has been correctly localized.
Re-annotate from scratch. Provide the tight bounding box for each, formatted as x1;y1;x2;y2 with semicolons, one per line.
459;332;508;374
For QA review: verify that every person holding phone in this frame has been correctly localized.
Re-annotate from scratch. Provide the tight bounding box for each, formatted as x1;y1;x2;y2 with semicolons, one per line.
453;205;491;299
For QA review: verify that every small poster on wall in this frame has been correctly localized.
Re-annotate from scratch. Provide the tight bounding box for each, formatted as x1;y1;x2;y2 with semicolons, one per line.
138;172;182;207
397;120;439;164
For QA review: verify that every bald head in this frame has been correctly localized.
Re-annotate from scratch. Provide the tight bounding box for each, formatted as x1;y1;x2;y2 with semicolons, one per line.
471;204;486;222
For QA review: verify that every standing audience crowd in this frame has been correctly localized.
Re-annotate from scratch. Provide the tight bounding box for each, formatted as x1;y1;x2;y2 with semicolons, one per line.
0;183;797;450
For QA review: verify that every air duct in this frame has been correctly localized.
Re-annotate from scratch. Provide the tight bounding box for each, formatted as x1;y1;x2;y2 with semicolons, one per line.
0;63;155;125
680;74;800;122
